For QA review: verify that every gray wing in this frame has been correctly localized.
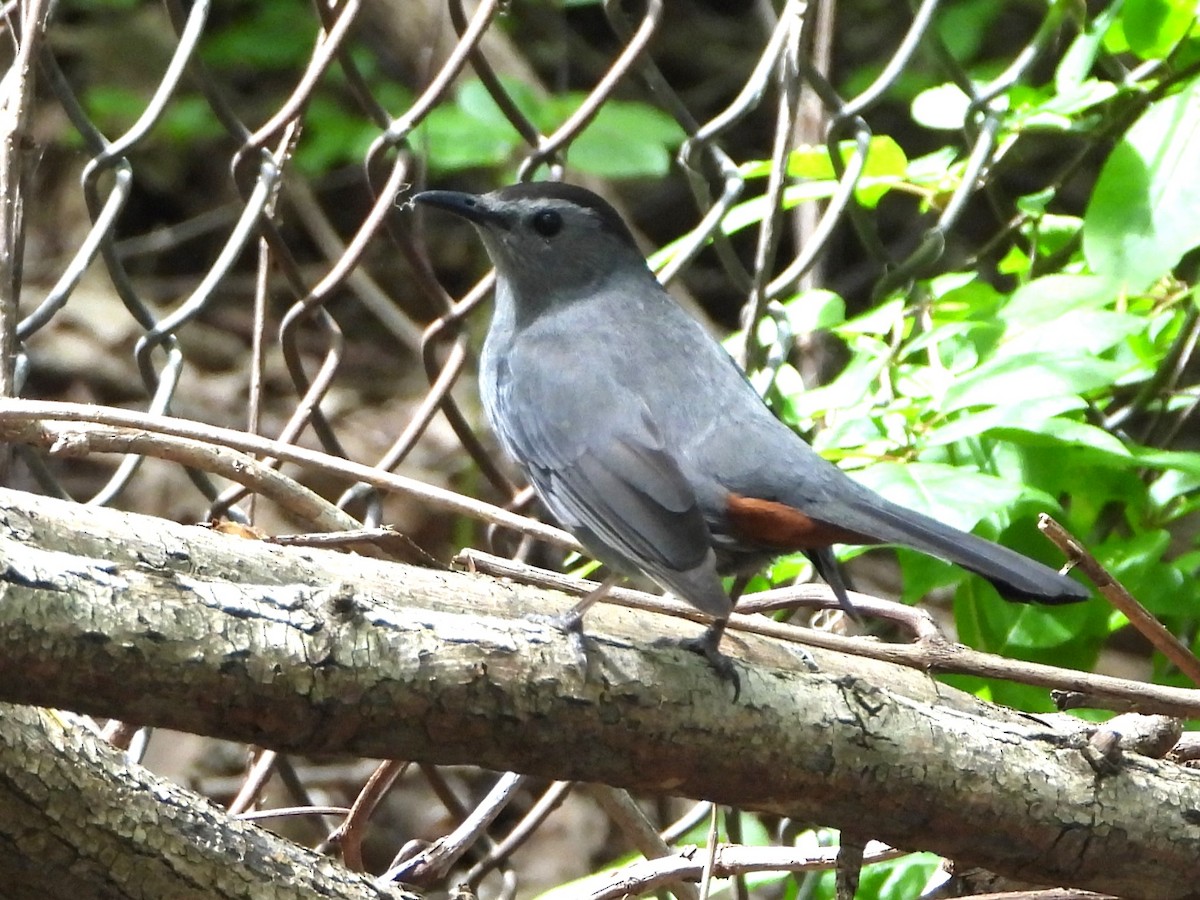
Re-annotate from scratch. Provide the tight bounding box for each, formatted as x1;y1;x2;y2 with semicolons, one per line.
486;353;731;618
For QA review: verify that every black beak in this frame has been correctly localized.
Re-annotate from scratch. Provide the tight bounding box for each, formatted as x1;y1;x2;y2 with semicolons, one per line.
411;190;510;230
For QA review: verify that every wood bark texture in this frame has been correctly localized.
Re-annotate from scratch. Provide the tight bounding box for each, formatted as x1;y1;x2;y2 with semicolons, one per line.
0;703;413;899
0;487;1198;899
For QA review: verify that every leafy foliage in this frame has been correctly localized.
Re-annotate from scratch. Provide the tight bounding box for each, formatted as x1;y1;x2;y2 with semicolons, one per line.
665;0;1200;712
415;78;685;178
72;4;682;180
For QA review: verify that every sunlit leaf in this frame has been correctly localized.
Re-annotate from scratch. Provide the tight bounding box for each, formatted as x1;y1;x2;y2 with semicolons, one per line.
911;82;974;130
1123;0;1196;59
941;353;1129;412
1083;75;1200;289
850;462;1037;532
923;397;1087;447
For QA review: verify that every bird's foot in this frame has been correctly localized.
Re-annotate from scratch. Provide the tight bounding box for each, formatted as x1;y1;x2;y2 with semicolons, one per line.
526;578;618;673
529;611;589;672
794;645;820;673
656;622;741;700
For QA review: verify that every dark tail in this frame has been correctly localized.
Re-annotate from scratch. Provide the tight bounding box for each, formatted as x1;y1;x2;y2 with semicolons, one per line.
835;494;1089;605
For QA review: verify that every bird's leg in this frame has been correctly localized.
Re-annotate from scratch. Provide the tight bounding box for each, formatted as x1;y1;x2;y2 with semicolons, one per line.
673;575;744;669
668;575;823;698
552;573;620;632
658;576;747;698
675;574;744;690
531;573;620;670
675;616;741;700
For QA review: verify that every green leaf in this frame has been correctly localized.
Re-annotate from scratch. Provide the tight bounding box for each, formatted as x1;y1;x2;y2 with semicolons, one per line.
1023;213;1083;261
999;310;1146;358
923;397;1086;447
1056;1;1124;93
998;274;1116;327
720;175;903;233
1096;529;1191;616
742;135;906;181
970;678;1063;713
456;78;542;130
1083;75;1200;289
541;95;684;178
905;145;961;181
82;85;146;132
993;417;1132;459
719;185;837;233
850;462;1034;532
567;103;683;177
784;352;889;424
1008;80;1119;132
294;96;378;174
997;243;1031;276
782;289;846;333
158;95;225;144
444;81;685;178
414;105;519;172
785;145;839;179
586;99;686;146
567;130;672;177
941;352;1129;412
955;579;1105;680
1134;447;1200;478
1149;466;1200;511
971;598;1086;651
1123;0;1196;59
738;137;908;209
850;136;909;206
812;852;941;900
835;296;906;338
201;2;316;71
894;547;961;604
935;0;1005;61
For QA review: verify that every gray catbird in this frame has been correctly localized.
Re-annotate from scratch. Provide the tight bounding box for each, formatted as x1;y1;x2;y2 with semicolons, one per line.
414;182;1089;679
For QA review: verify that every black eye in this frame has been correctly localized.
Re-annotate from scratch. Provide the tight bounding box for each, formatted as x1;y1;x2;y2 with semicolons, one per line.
530;209;563;237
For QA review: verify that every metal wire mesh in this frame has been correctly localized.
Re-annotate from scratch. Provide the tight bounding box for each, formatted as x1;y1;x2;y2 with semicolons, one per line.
0;0;1171;894
6;0;1086;523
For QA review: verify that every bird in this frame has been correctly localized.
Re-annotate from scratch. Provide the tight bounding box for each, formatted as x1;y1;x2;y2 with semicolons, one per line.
413;181;1089;684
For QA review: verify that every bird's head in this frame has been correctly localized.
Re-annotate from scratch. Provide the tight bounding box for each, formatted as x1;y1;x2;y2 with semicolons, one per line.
413;182;651;301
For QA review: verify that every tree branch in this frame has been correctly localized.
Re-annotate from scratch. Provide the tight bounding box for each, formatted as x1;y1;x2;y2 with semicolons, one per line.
1;487;1199;899
0;704;412;899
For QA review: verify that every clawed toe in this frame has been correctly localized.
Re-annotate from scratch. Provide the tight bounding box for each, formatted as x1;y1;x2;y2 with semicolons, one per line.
794;645;819;672
529;612;589;671
654;629;741;700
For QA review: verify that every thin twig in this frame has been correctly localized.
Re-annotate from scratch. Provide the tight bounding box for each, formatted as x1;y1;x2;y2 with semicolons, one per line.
1040;514;1200;687
227;750;280;816
585;842;905;900
379;773;530;887
327;759;408;872
586;785;700;900
456;549;1200;718
0;399;576;550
